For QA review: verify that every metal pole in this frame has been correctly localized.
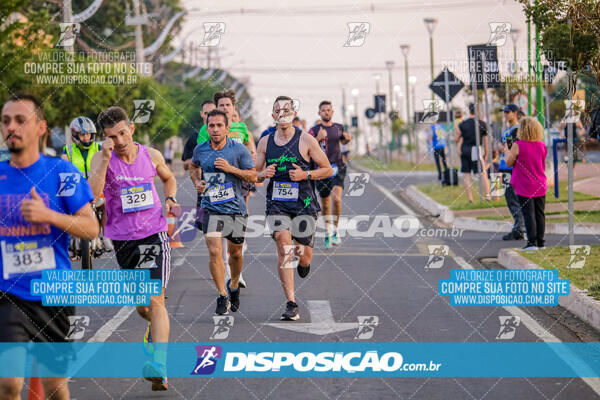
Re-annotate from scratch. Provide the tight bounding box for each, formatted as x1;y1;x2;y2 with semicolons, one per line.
534;0;546;127
527;17;532;115
354;96;359;153
133;0;145;64
376;78;383;161
63;0;74;54
341;86;348;129
471;77;484;202
412;83;418;163
429;34;435;101
403;56;413;163
544;84;552;147
567;70;574;245
387;63;394;158
443;69;454;185
481;52;492;175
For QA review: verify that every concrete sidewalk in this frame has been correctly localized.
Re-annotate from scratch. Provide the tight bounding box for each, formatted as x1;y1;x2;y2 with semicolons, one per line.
454;199;600;219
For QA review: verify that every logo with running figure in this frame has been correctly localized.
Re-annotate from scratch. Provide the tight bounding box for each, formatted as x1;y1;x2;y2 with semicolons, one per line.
132;99;155;123
56;23;80;47
200;23;226;47
355;316;379;339
303;196;312;208
567;245;591;269
191;345;222;375
346;173;370;197
65;315;90;340
425;244;449;269
344;22;370;47
137;245;160;269
487;22;512;46
210;316;234;340
496;316;520;339
57;173;81;197
420;100;443;123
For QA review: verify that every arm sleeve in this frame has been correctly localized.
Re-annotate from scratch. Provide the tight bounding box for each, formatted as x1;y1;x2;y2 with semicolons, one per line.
182;135;196;161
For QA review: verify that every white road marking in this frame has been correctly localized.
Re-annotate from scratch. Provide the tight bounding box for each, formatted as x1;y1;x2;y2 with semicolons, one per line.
370;180;416;216
454;256;600;395
264;300;359;335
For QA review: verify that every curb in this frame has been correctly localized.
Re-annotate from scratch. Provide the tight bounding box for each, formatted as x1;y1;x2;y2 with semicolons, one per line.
498;248;600;333
405;185;454;224
350;161;438;177
400;184;600;235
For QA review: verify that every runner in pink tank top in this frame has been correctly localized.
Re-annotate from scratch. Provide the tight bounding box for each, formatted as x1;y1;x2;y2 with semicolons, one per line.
89;106;178;391
104;143;167;240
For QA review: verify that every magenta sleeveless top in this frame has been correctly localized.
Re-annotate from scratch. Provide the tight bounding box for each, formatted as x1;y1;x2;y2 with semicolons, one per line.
510;140;547;198
104;144;167;240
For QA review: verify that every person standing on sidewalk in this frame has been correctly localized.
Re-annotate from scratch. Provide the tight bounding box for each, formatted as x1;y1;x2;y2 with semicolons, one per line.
456;104;491;202
499;104;525;240
428;123;447;182
503;117;547;251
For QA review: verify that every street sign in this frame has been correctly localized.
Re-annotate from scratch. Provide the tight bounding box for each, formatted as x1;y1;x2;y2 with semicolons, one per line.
429;68;464;102
374;95;386;113
414;111;453;124
468;44;501;89
365;108;376;119
351;116;358;127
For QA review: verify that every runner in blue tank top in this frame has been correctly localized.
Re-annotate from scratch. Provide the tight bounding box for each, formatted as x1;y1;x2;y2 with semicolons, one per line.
255;96;332;321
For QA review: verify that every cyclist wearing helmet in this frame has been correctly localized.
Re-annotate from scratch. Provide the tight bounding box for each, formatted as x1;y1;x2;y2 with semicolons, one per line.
62;116;113;252
62;116;101;179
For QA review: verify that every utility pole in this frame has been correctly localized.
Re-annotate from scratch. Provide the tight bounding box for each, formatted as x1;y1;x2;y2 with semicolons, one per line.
133;0;145;64
534;0;545;126
400;45;413;163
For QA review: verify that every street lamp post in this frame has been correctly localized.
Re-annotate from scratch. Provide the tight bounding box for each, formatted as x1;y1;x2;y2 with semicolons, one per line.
409;75;418;162
386;61;395;159
510;28;520;75
424;17;438;101
400;44;413;163
375;74;384;161
351;88;360;154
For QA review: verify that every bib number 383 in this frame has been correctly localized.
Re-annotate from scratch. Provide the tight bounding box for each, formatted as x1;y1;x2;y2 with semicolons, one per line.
1;239;56;279
272;182;299;201
121;183;155;213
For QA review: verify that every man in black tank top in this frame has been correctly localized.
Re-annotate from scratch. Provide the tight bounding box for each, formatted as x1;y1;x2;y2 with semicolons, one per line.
256;96;332;321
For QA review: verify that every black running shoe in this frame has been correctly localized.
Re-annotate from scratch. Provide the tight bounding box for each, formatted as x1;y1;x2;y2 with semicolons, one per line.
227;279;240;312
281;301;299;321
297;264;310;278
215;294;230;315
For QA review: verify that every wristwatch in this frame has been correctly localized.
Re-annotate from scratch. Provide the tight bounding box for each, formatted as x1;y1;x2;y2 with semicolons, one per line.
166;196;178;204
306;170;312;180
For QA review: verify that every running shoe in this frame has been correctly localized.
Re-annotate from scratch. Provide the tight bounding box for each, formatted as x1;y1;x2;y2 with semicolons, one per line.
324;233;332;249
143;323;154;355
521;244;539;252
331;231;341;246
297;263;310;278
227;279;240;312
281;301;299;321
142;361;168;391
215;294;230;315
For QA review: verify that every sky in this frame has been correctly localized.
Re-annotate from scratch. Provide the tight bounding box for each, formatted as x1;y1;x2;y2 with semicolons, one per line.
178;0;531;131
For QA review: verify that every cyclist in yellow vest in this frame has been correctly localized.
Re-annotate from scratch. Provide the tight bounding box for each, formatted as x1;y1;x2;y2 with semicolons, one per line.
62;116;113;251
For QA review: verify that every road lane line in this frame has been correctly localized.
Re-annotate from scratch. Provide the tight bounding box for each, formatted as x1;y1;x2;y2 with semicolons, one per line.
454;256;600;395
370;179;416;216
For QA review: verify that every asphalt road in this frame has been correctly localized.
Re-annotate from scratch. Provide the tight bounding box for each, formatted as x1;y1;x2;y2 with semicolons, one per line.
47;165;600;400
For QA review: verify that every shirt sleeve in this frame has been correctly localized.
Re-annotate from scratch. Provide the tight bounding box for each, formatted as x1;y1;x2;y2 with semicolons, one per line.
60;161;94;215
238;143;255;170
308;126;318;137
197;125;209;143
182;135;196;161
